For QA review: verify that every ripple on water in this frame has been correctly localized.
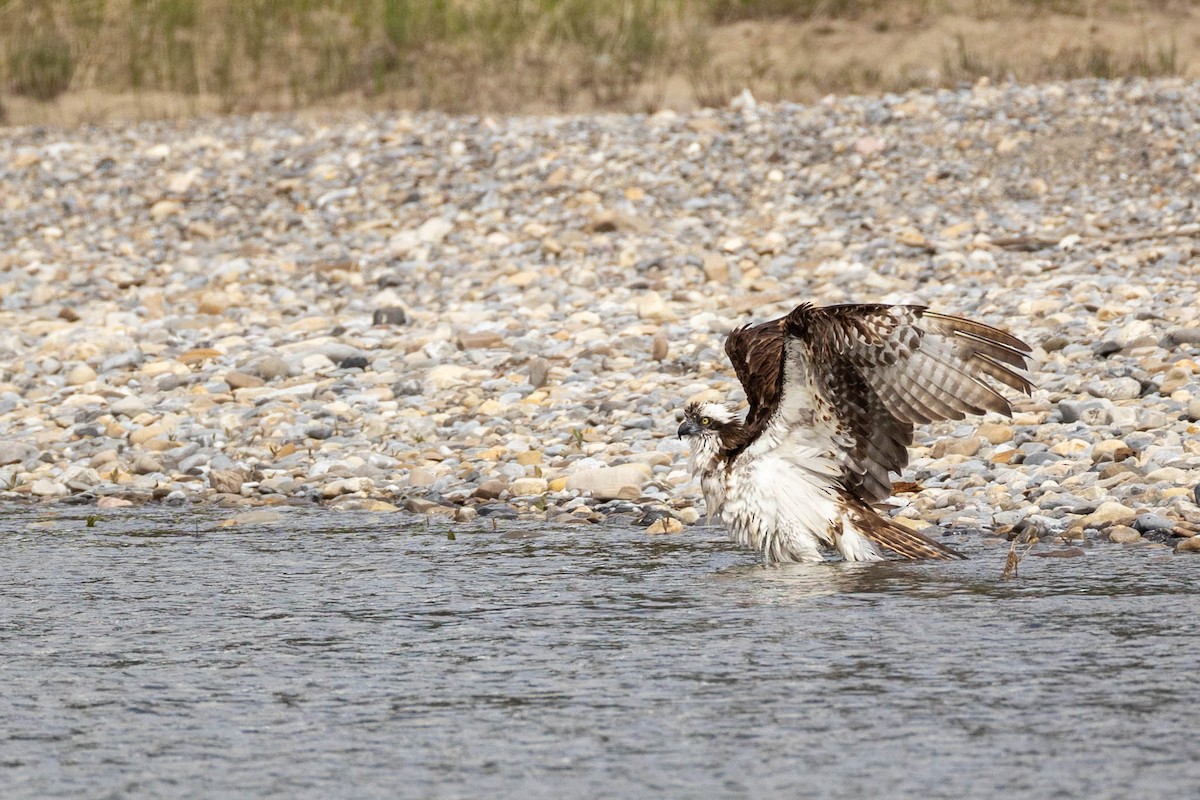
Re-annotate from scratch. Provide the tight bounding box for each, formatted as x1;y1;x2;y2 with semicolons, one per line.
3;508;1200;799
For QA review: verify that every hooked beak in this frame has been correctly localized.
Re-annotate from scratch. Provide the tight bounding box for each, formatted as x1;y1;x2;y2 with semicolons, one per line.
677;419;701;439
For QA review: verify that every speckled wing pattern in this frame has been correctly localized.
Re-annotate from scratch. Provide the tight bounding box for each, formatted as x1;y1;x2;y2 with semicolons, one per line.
724;302;1033;504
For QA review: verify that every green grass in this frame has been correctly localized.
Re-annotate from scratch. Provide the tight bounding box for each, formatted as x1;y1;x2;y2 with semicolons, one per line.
0;0;1188;117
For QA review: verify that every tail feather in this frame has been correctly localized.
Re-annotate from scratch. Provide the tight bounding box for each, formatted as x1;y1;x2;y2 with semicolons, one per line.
845;498;965;560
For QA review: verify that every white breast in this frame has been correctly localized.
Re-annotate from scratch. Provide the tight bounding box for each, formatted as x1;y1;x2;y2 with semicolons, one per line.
686;434;728;520
722;449;842;563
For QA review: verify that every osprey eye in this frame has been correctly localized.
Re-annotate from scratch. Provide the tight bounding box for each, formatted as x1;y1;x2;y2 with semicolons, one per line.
700;417;711;426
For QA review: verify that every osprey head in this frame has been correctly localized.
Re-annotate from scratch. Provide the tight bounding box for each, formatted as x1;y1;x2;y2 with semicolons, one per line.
677;402;738;440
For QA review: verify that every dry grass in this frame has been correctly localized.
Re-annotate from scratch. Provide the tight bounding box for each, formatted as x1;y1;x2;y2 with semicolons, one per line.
0;0;1194;124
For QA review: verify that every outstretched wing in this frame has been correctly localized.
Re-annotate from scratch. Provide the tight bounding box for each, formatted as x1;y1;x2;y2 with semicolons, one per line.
723;319;788;437
724;302;1033;503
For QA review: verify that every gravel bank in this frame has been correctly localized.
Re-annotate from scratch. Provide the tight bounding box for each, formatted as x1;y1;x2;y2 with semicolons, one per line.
2;78;1199;549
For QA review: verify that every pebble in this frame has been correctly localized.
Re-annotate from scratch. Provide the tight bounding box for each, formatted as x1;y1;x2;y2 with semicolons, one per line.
647;517;685;534
0;442;38;466
66;364;97;385
0;79;1196;552
976;423;1014;445
225;371;265;389
566;464;651;501
1133;513;1175;533
1079;501;1138;530
1176;537;1200;553
220;510;286;526
509;477;549;495
1087;378;1142;401
1106;525;1143;544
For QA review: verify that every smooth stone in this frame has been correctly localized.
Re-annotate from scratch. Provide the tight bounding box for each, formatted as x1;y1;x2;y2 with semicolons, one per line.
1175;536;1200;553
96;496;134;508
1080;501;1137;529
1133;513;1175;533
301;354;336;371
209;469;245;494
1092;440;1133;463
646;517;684;534
260;475;296;494
406;498;454;515
1087;378;1142;401
102;350;144;371
250;355;291;381
473;478;506;499
651;331;669;361
66;363;97;385
1166;328;1200;345
458;332;504;349
220;510;286;526
408;467;436;487
1146;467;1188;483
372;306;408;326
628;452;673;468
427;365;474;390
129;425;168;445
133;454;164;474
528;357;551;388
566;464;651;500
0;441;38;465
509;477;549;495
1107;525;1143;544
635;292;671;321
417;217;453;243
328;498;400;512
109;396;148;417
31;479;68;497
225;371;265;389
1058;399;1111;425
976;423;1014;445
1159;367;1193;394
322;477;374;497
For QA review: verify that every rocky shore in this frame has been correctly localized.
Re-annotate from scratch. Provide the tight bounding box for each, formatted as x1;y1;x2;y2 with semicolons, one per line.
2;78;1199;550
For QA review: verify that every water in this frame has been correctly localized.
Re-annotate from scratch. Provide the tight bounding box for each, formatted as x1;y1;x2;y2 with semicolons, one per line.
4;508;1199;799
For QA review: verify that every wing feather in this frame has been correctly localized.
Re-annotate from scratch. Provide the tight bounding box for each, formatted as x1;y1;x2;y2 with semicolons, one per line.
720;301;1033;504
787;303;1031;502
723;320;787;441
973;352;1035;394
881;346;1010;416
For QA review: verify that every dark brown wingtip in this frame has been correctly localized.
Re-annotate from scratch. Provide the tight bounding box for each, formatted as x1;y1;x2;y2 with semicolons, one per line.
782;302;815;337
922;310;1033;354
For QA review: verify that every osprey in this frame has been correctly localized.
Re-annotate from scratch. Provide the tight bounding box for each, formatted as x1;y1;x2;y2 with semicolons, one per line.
677;302;1033;563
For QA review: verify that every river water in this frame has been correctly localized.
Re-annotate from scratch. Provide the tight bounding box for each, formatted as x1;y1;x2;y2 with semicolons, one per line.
4;508;1199;799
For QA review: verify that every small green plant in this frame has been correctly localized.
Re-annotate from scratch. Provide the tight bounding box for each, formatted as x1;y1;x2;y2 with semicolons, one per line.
86;514;98;528
8;31;74;100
